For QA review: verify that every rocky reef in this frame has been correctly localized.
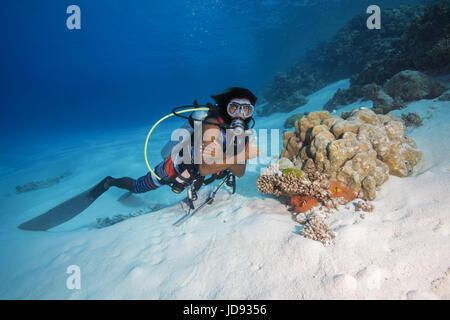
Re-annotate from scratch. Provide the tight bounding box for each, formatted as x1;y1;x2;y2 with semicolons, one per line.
438;91;450;101
384;70;447;102
324;86;366;112
325;0;450;111
263;2;449;114
360;83;406;115
257;109;422;245
326;69;447;114
260;72;312;115
401;112;424;128
284;112;306;128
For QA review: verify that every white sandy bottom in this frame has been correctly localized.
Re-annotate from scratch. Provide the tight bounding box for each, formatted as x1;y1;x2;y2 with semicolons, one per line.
0;80;449;299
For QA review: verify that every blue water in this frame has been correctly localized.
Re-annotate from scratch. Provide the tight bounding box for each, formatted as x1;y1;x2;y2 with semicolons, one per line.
1;0;428;139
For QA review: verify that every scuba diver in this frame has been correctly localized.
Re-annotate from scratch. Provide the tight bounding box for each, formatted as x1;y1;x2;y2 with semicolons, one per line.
17;87;260;231
102;87;260;196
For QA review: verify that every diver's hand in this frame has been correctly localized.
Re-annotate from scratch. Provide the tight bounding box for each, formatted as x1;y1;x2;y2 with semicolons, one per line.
202;137;261;164
201;139;223;163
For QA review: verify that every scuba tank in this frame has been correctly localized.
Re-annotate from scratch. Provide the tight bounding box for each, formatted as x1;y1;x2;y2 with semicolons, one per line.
160;109;209;159
161;104;209;195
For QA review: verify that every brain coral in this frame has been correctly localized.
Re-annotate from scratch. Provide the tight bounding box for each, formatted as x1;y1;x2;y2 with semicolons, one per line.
279;108;422;200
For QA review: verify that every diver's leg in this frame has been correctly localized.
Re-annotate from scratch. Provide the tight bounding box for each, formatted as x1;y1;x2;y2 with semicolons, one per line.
104;155;192;194
105;177;136;193
106;157;175;194
104;175;161;194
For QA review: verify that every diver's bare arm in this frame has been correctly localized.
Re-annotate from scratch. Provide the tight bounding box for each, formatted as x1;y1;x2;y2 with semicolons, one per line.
229;137;259;177
198;120;236;176
199;120;256;177
199;143;248;176
229;162;246;178
199;160;237;176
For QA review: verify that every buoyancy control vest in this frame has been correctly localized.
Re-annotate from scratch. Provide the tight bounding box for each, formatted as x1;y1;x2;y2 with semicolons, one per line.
161;102;254;195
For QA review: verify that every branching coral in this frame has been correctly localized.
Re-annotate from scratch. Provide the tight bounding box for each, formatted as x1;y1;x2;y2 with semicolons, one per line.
259;159;355;205
300;213;336;246
355;200;375;213
257;161;371;246
256;173;329;199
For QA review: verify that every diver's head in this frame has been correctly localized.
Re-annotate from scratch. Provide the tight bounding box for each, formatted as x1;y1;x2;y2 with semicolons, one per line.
211;87;257;127
225;98;253;135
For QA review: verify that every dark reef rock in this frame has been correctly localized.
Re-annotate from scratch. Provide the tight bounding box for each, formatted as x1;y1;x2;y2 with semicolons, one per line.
264;2;449;114
402;1;450;74
350;57;415;88
284;113;305;128
264;5;428;111
384;70;447;102
438;92;450;101
324;85;363;111
262;71;317;115
340;111;351;120
261;91;309;115
343;2;450;110
401;112;424;128
351;2;450;87
362;83;406;114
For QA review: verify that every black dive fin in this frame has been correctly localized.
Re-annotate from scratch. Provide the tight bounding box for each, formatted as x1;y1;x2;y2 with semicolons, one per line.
117;191;133;202
18;177;111;231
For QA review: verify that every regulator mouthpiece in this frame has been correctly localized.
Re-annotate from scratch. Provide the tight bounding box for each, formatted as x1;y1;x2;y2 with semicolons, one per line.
230;119;246;136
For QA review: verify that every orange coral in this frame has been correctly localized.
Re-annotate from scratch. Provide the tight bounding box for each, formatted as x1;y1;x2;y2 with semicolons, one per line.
329;181;357;202
291;195;319;213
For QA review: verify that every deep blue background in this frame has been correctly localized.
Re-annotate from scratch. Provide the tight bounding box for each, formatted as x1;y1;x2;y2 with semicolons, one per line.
1;0;429;139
